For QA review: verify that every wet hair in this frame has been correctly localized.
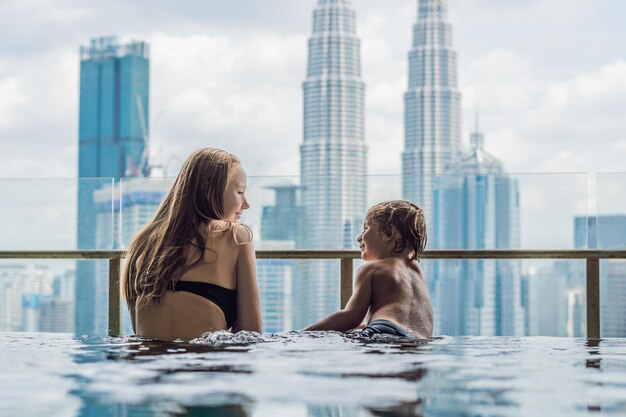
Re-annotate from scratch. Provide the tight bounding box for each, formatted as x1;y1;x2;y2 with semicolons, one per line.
122;148;243;308
365;200;427;260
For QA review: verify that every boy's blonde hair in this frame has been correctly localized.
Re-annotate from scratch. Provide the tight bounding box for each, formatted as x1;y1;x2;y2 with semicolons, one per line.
365;200;427;260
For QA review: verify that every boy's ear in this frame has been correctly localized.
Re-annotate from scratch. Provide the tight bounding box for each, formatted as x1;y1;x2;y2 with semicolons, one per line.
383;224;397;241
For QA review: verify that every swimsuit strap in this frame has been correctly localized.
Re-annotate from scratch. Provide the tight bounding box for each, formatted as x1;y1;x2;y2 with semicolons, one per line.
171;280;237;329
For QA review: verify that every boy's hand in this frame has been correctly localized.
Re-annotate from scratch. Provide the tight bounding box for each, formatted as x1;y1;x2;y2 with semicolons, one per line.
304;263;374;331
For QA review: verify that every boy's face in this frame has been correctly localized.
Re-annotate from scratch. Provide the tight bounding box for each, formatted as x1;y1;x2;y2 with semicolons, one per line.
357;220;389;261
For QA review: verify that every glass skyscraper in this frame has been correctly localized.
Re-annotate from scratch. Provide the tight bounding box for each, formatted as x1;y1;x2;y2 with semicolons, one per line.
93;178;170;335
76;36;149;334
402;0;461;227
295;0;367;328
258;185;300;333
434;129;524;335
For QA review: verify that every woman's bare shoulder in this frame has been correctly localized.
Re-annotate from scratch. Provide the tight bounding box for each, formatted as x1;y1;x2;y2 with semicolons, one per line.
206;220;253;245
232;223;254;246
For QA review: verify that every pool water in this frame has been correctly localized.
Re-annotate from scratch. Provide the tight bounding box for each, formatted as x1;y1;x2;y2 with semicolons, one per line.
1;332;625;416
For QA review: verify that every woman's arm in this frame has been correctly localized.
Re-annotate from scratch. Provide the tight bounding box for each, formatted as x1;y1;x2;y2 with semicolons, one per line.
232;236;262;333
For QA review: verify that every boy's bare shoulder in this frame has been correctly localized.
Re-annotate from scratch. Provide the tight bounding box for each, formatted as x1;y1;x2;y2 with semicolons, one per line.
356;258;398;277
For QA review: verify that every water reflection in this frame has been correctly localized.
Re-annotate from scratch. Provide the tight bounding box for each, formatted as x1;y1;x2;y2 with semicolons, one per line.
585;338;602;369
75;401;251;417
6;332;625;417
367;400;424;417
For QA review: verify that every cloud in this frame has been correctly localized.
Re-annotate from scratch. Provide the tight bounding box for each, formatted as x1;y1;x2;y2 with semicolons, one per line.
461;45;626;174
146;32;306;176
0;0;624;183
0;46;77;177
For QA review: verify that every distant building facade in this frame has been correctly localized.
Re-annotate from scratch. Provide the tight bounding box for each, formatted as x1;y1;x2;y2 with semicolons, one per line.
434;129;524;336
94;177;170;334
524;265;569;337
0;265;54;332
296;0;367;328
575;215;626;337
76;36;150;335
258;185;300;333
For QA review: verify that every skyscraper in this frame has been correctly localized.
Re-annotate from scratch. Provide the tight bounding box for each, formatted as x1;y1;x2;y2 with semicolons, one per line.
434;128;524;335
296;0;367;328
402;0;461;230
93;177;170;334
0;265;54;332
76;36;149;334
258;185;301;332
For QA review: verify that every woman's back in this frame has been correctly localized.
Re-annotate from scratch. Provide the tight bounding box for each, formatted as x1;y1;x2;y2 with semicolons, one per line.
123;148;261;341
134;222;259;340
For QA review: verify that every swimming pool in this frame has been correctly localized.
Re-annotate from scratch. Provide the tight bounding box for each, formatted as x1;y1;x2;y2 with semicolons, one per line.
2;332;625;417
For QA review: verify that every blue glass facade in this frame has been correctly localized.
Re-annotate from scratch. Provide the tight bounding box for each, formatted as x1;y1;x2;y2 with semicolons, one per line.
76;37;149;335
258;186;300;333
433;130;524;335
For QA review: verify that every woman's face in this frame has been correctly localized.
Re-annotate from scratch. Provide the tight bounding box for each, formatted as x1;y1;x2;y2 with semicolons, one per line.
222;164;249;222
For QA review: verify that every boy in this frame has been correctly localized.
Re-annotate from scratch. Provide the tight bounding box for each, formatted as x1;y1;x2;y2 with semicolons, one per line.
305;200;433;339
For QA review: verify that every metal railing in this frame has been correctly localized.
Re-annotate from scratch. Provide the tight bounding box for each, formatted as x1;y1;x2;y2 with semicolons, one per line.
2;249;625;339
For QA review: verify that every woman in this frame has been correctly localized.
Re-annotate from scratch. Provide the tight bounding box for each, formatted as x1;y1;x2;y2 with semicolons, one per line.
122;148;261;340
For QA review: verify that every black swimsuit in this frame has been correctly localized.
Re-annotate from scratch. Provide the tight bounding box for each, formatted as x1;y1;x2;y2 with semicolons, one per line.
170;280;237;329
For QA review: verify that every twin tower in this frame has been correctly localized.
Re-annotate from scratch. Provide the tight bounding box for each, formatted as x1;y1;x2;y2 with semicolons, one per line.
296;0;464;327
300;0;460;249
298;0;522;335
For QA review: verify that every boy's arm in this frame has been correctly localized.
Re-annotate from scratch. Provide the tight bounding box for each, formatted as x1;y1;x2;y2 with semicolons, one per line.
305;264;373;331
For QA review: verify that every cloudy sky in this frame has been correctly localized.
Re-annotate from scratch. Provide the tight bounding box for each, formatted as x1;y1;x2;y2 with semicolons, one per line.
1;0;625;179
0;0;625;250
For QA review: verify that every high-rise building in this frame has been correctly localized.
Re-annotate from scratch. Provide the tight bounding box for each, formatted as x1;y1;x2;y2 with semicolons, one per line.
434;128;524;335
94;177;170;334
0;265;54;332
296;0;367;328
257;241;295;333
258;185;301;333
76;36;150;335
402;0;461;230
526;265;568;336
574;215;626;337
566;287;585;337
261;185;300;242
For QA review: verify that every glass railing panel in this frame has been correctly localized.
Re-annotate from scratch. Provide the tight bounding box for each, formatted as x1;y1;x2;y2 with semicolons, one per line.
0;170;610;337
118;177;175;249
118;175;313;334
0;178;114;335
249;176;333;332
595;173;626;338
522;259;587;337
364;173;587;336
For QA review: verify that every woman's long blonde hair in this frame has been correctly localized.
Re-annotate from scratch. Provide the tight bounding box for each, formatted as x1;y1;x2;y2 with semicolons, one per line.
122;148;240;308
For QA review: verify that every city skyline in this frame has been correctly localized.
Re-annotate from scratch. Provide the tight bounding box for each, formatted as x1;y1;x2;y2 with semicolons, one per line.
0;0;623;338
0;0;624;181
